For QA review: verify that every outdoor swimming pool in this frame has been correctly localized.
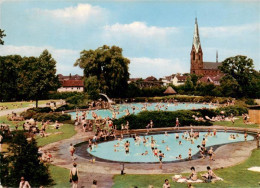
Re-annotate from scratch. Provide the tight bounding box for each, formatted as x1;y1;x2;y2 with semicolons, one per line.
68;102;211;119
87;132;254;163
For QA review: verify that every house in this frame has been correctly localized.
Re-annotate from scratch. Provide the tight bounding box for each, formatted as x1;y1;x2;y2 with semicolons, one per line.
57;80;84;92
128;76;163;88
57;74;84;92
172;75;187;86
198;75;222;86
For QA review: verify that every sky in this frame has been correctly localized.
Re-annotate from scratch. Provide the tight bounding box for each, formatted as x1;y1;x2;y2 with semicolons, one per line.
0;0;259;78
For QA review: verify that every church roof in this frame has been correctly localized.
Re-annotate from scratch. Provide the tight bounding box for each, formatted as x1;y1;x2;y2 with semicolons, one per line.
192;17;201;53
203;62;222;70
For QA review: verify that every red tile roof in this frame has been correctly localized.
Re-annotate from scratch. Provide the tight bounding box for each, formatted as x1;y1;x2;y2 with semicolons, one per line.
62;80;84;87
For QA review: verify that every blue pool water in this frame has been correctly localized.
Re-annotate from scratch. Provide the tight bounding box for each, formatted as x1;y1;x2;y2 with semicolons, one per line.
68;102;211;119
87;132;254;163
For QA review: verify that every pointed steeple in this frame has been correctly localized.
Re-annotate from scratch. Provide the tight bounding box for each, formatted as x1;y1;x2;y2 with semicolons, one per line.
193;17;201;53
216;50;218;63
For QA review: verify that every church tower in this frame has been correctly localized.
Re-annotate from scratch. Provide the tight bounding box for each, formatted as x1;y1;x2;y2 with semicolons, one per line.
190;18;203;75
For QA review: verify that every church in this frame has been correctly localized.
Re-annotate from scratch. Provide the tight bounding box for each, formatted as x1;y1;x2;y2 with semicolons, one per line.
190;18;222;76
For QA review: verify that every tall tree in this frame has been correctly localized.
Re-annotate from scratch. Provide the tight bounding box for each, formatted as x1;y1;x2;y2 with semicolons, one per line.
17;50;60;107
219;55;259;97
74;45;130;98
0;29;6;45
4;131;53;187
0;55;22;101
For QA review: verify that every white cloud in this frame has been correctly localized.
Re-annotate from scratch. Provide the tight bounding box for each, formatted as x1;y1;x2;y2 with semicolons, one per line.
104;22;179;39
129;57;187;79
200;23;260;38
34;4;107;24
0;45;82;75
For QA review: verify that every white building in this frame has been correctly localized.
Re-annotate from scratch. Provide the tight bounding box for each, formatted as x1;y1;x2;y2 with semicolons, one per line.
57;80;84;92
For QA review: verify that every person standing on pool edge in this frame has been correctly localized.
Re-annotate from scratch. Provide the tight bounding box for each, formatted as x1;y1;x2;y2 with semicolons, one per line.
175;117;179;130
158;150;164;169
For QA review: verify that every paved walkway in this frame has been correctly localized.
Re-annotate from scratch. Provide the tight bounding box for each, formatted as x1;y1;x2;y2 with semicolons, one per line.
42;126;259;188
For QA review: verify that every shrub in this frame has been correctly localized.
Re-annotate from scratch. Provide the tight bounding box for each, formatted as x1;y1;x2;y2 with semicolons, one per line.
245;98;257;105
113;110;212;130
214;106;248;116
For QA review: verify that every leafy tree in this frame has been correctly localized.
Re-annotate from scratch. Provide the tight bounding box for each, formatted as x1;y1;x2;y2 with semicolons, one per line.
220;75;240;97
17;50;60;107
0;55;22;101
0;29;6;45
4;131;53;187
219;55;258;97
74;45;130;98
184;76;194;91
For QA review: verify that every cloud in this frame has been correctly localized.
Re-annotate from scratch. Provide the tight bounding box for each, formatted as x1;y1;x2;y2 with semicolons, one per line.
0;45;82;75
34;4;107;24
104;22;179;39
200;23;260;38
129;57;187;78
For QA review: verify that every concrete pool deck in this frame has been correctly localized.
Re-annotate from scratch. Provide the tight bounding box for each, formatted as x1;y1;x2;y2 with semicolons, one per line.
42;126;260;188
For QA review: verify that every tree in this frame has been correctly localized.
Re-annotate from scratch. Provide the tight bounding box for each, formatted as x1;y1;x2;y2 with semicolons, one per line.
0;55;22;101
4;131;53;187
17;50;60;107
219;75;240;97
184;76;194;92
0;29;6;45
219;55;258;97
74;45;130;98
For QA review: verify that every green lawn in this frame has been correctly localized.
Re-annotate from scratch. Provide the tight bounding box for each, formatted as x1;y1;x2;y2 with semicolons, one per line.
213;116;259;129
113;149;260;188
49;165;71;188
36;123;76;147
0;100;59;110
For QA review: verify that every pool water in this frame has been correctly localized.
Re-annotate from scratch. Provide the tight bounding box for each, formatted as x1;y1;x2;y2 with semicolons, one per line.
68;102;211;119
87;132;254;163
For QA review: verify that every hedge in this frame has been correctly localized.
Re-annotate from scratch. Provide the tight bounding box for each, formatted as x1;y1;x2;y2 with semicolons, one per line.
113;110;212;130
21;108;71;122
132;95;233;104
54;104;89;112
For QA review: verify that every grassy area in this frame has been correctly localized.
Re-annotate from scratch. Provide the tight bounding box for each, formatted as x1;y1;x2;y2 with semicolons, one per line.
49;165;71;188
0;115;76;147
113;149;260;188
213;116;259;129
36;124;76;147
0;100;59;110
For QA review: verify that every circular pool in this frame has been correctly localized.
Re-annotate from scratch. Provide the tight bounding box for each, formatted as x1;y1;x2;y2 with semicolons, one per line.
85;132;254;163
68;102;212;119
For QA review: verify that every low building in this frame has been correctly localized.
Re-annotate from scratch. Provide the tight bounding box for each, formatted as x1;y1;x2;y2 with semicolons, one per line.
161;74;187;86
57;74;84;92
198;75;222;86
128;76;163;88
57;80;84;92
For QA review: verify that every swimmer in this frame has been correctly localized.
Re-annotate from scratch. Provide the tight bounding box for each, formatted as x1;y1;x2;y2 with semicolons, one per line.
141;150;148;156
175;133;179;139
162;140;165;144
165;131;168;136
176;154;182;160
154;147;158;156
179;141;182;145
166;145;170;151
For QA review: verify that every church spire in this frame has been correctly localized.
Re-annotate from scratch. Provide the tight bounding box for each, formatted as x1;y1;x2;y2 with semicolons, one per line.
193;17;201;53
216;50;218;63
